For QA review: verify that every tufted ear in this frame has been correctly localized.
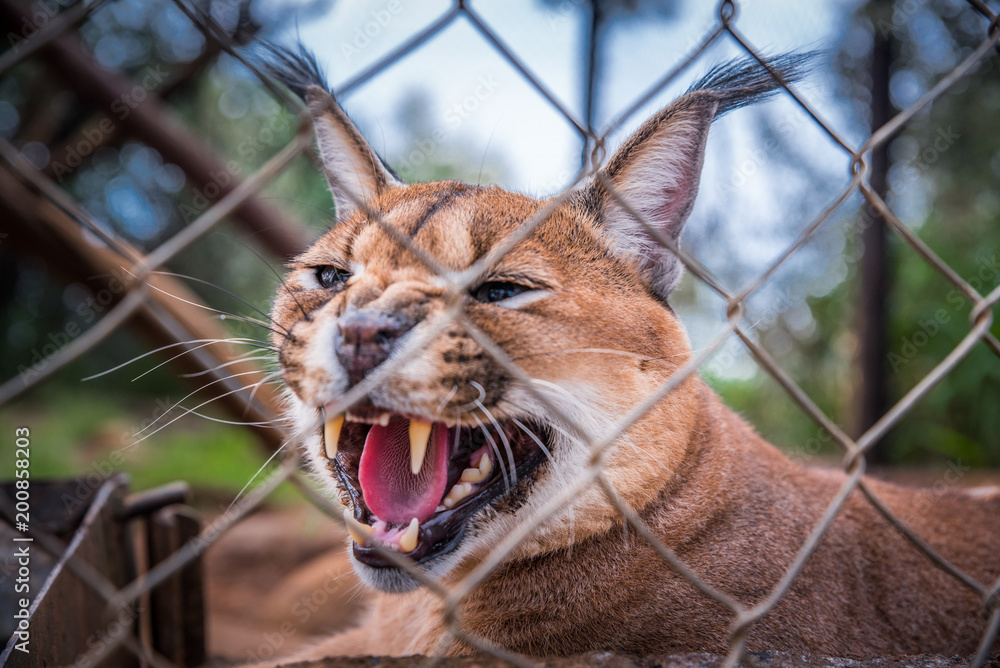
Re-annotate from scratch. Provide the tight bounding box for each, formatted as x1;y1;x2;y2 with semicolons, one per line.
303;87;401;218
582;54;809;299
262;43;400;219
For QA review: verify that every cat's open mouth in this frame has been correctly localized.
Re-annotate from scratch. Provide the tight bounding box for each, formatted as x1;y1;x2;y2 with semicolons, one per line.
319;404;548;567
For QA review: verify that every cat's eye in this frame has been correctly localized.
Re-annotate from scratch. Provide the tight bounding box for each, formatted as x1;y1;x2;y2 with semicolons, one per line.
473;281;531;304
315;265;350;289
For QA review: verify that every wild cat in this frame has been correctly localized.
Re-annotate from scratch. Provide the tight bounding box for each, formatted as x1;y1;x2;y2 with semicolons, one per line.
255;44;999;661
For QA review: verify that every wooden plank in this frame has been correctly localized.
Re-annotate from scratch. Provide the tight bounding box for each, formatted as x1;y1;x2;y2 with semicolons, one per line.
147;506;206;666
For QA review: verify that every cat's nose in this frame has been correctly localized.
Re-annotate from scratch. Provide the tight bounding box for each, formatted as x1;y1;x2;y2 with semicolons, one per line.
335;307;410;386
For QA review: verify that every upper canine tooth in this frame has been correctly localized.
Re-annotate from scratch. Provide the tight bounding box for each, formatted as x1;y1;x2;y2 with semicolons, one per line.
343;508;374;546
399;517;419;553
324;413;345;459
409;420;432;475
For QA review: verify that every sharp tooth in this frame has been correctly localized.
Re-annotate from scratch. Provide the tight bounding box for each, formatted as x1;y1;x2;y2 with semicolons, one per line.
443;482;473;508
324;413;345;458
461;454;492;483
343;508;373;546
399;517;419;553
377;413;390;427
460;467;483;483
409;420;432;475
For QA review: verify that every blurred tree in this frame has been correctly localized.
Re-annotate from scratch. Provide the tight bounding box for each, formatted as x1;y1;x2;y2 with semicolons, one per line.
834;0;1000;465
0;0;332;395
703;0;1000;468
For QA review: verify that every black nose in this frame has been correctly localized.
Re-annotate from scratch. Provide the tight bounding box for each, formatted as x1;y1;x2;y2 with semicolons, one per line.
334;308;409;386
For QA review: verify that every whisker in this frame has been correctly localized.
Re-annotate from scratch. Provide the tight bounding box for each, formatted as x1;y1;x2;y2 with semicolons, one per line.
458;380;487;412
511;418;555;470
83;338;272;381
118;381;270;451
133;370;271;437
178;354;277;379
529;378;583;406
471;412;509;492
226;438;290;514
132;340;275;382
185;409;284;428
475;398;517;486
435;385;458;417
122;268;286;337
477;116;503;186
149;270;288;336
642;346;712;363
528;383;662;461
230;236;313;325
511;348;654;362
244;369;284;419
512;417;573;551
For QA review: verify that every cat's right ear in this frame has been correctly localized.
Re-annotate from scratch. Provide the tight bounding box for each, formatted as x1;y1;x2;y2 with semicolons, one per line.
303;87;401;218
261;43;400;219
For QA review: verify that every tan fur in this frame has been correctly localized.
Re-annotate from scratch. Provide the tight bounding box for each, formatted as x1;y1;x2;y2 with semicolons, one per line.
263;52;999;662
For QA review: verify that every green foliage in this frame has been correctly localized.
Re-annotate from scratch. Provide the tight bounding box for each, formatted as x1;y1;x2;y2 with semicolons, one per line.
706;0;1000;467
0;388;297;502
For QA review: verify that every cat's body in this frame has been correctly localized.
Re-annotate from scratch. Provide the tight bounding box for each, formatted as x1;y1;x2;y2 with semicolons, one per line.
282;385;999;659
258;45;999;662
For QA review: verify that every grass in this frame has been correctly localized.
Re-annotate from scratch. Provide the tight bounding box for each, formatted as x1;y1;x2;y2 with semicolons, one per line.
0;388;300;507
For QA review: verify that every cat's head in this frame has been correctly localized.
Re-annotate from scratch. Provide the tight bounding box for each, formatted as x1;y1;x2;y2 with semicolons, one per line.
266;45;803;592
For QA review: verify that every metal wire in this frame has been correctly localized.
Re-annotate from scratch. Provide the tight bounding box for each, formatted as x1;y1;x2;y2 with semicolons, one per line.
0;0;997;665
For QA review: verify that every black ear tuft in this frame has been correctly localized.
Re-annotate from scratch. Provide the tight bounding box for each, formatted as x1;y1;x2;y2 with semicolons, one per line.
250;41;401;219
687;51;818;117
253;40;328;101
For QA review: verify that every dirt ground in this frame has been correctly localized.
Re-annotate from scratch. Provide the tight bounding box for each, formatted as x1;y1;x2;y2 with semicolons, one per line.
202;467;1000;666
204;503;362;663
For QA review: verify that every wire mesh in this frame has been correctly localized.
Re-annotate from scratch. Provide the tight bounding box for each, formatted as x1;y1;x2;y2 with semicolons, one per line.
0;0;998;666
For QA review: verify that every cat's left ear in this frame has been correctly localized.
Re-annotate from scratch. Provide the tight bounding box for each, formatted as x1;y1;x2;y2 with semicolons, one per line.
581;93;717;299
261;43;400;219
580;54;808;299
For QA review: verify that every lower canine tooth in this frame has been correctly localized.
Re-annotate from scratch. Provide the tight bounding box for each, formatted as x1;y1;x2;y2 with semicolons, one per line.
324;414;344;458
399;517;419;553
409;420;432;475
343;508;374;546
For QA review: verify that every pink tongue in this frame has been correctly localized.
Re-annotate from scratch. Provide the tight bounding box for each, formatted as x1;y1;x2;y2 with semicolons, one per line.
358;418;450;525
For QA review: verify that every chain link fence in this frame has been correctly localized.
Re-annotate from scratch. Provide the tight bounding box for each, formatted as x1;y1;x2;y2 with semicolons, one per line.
0;0;999;666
